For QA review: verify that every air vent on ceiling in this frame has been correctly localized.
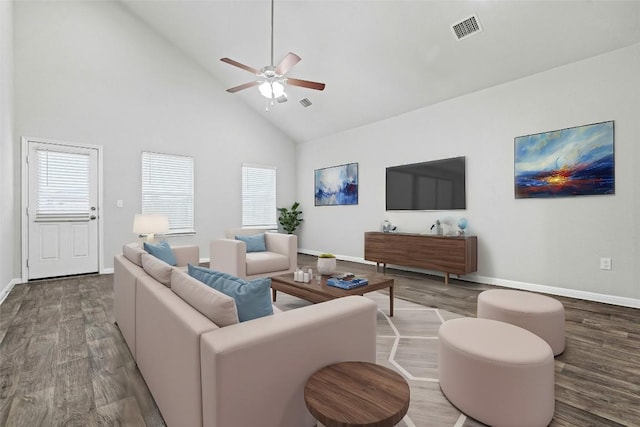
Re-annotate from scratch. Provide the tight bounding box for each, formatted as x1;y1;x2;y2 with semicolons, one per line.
451;14;482;41
299;98;312;108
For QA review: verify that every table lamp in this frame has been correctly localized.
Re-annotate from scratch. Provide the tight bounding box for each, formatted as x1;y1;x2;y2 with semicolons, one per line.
133;214;169;243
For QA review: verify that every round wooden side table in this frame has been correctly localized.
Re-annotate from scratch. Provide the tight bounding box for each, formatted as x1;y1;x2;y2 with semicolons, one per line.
304;361;410;427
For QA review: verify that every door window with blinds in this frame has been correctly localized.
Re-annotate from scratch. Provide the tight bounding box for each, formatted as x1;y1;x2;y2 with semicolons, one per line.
35;149;91;221
141;151;194;234
242;164;277;229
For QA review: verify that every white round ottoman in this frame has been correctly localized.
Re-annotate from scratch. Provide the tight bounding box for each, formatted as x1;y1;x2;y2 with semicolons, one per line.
478;289;565;355
438;318;555;427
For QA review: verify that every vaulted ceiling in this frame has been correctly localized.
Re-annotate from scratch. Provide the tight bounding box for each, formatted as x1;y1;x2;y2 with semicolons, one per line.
121;0;640;143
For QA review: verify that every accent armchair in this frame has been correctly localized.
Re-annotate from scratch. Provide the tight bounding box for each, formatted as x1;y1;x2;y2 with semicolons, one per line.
210;228;297;280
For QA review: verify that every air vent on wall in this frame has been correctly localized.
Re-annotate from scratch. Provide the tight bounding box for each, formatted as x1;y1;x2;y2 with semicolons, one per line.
299;98;312;108
451;14;482;41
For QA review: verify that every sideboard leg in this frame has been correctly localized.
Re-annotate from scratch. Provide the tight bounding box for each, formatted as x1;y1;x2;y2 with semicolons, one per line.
445;272;449;285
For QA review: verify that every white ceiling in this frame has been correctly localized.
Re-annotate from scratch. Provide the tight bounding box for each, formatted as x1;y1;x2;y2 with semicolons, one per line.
120;0;640;143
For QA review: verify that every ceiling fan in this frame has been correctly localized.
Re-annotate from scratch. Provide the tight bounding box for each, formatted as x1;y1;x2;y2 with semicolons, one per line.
220;0;325;109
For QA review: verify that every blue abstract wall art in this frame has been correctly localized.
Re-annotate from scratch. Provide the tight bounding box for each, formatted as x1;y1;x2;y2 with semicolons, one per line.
514;121;614;199
314;163;358;206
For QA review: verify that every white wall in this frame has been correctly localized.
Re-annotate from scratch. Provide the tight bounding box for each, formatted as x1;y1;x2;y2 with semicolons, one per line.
298;43;640;306
0;0;16;299
13;0;297;272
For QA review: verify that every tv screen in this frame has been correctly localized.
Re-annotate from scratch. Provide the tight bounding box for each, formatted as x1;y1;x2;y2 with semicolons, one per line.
386;156;466;210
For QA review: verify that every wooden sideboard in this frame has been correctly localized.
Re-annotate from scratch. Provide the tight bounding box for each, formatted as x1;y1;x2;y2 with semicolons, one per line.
364;232;477;285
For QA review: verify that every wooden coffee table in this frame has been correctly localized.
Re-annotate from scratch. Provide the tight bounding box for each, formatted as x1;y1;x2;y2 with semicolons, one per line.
271;272;395;316
304;361;410;427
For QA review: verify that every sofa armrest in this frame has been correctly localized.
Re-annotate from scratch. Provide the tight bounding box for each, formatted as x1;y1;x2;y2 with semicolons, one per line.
210;239;246;278
113;254;146;359
173;245;200;267
200;296;377;427
136;276;218;427
264;232;297;270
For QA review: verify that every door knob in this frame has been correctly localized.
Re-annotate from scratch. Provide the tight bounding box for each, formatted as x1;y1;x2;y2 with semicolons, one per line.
90;215;97;220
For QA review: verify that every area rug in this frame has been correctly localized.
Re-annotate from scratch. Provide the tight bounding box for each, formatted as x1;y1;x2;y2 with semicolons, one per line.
273;292;485;427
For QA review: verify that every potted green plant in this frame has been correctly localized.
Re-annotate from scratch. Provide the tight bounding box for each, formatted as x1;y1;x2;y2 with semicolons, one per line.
317;253;337;275
277;201;303;234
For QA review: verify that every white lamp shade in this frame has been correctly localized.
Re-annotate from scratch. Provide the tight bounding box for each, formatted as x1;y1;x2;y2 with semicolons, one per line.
258;81;285;98
133;214;170;235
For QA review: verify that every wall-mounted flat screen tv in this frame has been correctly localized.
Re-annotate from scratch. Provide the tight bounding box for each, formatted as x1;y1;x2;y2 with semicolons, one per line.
386;156;466;210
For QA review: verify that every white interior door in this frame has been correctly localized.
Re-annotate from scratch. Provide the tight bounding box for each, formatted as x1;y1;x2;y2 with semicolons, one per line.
26;140;99;279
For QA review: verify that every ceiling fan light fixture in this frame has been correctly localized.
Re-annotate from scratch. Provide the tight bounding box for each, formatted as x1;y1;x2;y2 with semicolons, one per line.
221;0;325;105
258;81;285;99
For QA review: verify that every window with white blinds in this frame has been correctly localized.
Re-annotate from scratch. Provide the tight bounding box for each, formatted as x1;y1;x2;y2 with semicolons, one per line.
141;151;194;233
242;164;277;229
35;149;90;220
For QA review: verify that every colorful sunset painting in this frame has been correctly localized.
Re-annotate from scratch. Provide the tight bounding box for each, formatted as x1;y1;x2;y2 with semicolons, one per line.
315;163;358;206
514;121;614;199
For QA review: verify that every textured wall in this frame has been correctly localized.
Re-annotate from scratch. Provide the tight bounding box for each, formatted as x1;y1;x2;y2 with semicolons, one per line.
13;0;297;271
297;43;640;304
1;0;15;297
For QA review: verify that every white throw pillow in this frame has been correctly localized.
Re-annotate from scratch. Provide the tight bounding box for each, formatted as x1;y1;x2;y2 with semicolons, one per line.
171;269;239;327
141;253;172;287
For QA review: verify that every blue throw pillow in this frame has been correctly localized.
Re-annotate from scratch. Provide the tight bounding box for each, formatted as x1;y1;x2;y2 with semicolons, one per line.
188;265;273;322
143;240;177;266
235;233;267;253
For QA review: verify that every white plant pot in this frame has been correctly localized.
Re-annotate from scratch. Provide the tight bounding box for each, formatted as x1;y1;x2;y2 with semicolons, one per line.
317;257;337;275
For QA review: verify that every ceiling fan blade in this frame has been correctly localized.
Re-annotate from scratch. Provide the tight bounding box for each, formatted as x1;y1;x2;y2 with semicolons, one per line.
275;52;301;75
286;78;326;91
220;58;259;75
226;81;260;93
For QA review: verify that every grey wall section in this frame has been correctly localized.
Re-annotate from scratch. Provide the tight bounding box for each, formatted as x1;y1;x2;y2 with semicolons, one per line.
298;43;640;304
10;1;639;305
13;0;297;272
1;0;16;297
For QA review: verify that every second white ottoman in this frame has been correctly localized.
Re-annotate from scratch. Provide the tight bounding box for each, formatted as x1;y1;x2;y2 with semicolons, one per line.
438;318;555;427
477;289;566;355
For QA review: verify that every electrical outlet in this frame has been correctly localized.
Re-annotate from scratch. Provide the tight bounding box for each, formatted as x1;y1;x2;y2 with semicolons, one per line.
600;257;612;270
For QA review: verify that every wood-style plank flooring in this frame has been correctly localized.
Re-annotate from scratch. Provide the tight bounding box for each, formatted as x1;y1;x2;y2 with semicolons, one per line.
0;274;164;427
0;255;638;426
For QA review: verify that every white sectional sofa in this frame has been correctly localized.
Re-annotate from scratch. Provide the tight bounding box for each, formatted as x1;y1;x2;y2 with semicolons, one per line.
113;243;377;427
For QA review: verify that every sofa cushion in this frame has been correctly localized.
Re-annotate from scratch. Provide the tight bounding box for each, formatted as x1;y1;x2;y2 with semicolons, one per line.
245;252;290;276
225;227;268;239
171;269;239;327
188;265;273;322
235;233;267;252
144;240;177;266
123;243;146;267
142;253;173;287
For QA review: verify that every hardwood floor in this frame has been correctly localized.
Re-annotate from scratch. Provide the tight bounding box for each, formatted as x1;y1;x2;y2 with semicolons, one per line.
0;274;164;427
1;255;638;426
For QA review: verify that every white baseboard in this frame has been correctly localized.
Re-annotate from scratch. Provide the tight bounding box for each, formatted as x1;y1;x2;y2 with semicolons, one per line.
465;274;640;309
299;249;376;266
0;278;22;305
297;249;640;309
